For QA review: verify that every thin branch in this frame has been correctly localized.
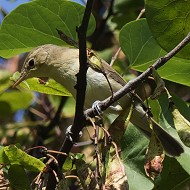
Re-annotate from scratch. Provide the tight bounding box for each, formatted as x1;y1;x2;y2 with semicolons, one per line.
136;8;145;20
29;107;47;120
104;0;115;22
110;47;121;67
109;7;144;67
85;32;190;117
0;7;7;17
56;29;79;48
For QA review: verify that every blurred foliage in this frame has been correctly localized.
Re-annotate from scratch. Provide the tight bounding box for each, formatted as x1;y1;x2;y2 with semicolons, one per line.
0;0;190;189
112;0;144;29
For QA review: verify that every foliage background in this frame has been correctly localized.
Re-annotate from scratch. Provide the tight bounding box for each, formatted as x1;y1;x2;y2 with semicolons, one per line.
0;0;190;189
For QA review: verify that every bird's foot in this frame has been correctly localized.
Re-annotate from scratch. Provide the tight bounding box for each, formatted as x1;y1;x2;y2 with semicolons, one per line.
92;100;103;116
92;100;123;116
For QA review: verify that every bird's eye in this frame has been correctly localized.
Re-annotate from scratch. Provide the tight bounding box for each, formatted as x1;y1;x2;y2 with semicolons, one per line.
28;59;35;68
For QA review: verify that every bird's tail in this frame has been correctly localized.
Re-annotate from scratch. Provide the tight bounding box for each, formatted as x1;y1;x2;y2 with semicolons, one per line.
130;107;184;157
151;118;184;156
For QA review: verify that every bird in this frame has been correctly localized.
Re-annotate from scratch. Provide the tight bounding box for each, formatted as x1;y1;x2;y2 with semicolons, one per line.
12;44;184;156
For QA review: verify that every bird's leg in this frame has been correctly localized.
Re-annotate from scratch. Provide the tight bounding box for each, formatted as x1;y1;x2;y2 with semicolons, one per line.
103;73;114;99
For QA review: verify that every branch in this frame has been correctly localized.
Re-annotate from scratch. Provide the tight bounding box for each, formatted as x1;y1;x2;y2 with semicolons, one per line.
57;0;94;167
46;1;95;189
85;32;190;117
0;7;7;17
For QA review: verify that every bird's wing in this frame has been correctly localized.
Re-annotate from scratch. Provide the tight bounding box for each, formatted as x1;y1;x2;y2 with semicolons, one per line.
101;59;127;87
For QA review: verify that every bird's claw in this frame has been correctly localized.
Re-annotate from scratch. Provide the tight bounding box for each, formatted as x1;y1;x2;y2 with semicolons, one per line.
92;100;103;116
92;101;123;116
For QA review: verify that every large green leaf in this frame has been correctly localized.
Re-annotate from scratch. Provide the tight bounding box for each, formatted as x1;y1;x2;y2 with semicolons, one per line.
119;19;190;87
122;111;190;189
154;157;190;190
0;0;95;58
145;0;190;60
158;94;190;176
121;125;154;190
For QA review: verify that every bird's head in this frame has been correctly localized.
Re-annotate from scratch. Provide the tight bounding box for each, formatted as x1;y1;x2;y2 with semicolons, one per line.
12;45;54;87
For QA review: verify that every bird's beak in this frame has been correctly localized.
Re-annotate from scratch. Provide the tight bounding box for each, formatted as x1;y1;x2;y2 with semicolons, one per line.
12;71;28;88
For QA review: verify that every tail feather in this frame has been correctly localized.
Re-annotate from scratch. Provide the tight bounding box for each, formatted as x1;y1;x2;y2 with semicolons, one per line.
151;119;184;156
130;108;184;156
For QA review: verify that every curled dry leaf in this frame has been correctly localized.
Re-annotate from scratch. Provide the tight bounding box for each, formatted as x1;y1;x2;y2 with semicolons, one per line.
104;105;132;189
105;146;129;190
75;157;98;190
144;131;165;180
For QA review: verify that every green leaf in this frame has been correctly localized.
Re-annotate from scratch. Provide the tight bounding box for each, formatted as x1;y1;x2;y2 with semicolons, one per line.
0;146;9;164
74;153;97;189
172;106;190;147
8;164;30;190
122;123;190;189
11;72;71;96
171;94;190;122
121;125;154;190
0;0;95;58
177;151;190;176
154;157;190;190
158;94;190;175
64;152;85;170
148;99;161;123
0;91;33;117
119;19;190;87
4;145;45;172
145;0;190;59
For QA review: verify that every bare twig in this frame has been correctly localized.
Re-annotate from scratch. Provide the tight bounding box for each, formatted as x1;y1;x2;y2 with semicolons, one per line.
56;28;79;48
111;141;125;175
110;47;121;67
88;117;102;182
136;8;145;20
104;0;115;22
29;107;47;120
110;7;145;67
0;7;7;17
